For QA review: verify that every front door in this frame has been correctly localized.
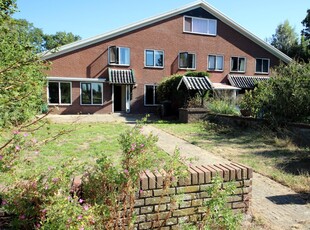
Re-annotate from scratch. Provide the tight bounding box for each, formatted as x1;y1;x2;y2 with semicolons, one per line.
113;85;131;113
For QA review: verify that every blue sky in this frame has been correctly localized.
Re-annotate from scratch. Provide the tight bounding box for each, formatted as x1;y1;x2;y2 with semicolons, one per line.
14;0;309;41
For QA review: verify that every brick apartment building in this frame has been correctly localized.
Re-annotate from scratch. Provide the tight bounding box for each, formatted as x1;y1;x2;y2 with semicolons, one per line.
43;1;291;114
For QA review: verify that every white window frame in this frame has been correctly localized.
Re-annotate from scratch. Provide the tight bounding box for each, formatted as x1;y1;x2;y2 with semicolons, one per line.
47;81;72;105
108;46;130;66
255;58;270;74
178;52;196;70
183;16;217;36
230;56;246;73
144;49;164;68
80;82;104;105
207;55;224;71
144;84;158;106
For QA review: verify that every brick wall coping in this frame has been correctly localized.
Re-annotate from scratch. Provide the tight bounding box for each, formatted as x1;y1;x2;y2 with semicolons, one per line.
71;162;253;193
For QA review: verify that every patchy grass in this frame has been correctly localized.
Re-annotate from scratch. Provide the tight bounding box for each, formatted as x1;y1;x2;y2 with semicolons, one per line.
0;122;167;186
153;121;310;194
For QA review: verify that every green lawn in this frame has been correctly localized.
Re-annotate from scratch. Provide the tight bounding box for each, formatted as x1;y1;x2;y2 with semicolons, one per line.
0;122;130;185
153;121;310;194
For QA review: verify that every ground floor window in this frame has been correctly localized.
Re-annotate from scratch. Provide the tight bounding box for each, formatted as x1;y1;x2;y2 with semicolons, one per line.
81;83;103;105
144;84;159;106
48;81;71;105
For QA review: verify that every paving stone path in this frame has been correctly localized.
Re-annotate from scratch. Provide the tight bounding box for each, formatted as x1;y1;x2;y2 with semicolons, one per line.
141;125;310;230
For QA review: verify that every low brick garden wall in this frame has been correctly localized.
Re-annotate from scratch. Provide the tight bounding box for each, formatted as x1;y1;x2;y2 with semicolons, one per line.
72;162;253;229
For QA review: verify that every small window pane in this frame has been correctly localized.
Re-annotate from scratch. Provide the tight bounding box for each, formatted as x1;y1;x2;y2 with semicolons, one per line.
256;59;262;72
154;85;159;104
239;58;245;72
92;83;103;104
81;83;91;104
109;46;117;64
179;52;188;68
154;51;163;67
188;54;195;69
208;20;216;35
119;47;130;65
48;82;59;104
60;83;71;104
185;17;192;32
208;55;216;70
216;56;223;70
145;85;153;105
146;50;154;66
231;57;238;71
263;59;269;73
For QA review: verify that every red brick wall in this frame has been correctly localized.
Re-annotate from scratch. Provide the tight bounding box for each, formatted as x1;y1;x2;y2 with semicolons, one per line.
47;11;280;114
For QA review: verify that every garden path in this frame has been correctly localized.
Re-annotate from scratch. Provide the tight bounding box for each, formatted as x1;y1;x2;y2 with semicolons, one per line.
141;125;310;230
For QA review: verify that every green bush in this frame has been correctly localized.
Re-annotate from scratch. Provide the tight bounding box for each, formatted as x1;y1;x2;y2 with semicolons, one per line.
240;62;310;125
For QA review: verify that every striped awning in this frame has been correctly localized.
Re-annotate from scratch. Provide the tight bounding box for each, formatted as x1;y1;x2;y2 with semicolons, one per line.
108;68;136;84
228;75;269;89
177;76;213;91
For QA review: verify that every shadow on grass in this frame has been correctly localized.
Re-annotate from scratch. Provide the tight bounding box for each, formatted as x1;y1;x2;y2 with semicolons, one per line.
253;149;310;175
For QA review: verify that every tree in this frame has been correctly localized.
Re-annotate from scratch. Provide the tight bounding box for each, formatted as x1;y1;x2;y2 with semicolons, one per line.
0;0;47;128
43;31;81;51
301;9;310;43
270;20;299;57
11;19;81;52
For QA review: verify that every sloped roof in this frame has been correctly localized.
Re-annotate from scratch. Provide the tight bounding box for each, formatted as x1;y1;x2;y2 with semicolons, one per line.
41;1;292;63
228;75;270;89
108;68;136;84
212;83;240;90
177;76;213;91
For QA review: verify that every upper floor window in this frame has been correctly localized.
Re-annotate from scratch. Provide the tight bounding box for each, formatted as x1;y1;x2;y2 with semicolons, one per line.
48;82;71;105
184;16;217;36
208;55;224;71
145;49;164;68
81;82;103;105
108;46;130;66
231;57;246;72
179;52;196;69
256;58;270;74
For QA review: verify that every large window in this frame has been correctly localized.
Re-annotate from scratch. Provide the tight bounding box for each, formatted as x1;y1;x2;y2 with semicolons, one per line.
208;55;224;71
230;57;246;72
48;82;71;105
179;52;196;69
256;58;270;74
144;85;159;106
184;16;217;36
145;49;164;68
81;83;103;105
108;46;130;66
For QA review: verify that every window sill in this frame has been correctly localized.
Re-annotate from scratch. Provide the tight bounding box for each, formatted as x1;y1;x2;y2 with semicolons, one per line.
80;104;104;106
48;103;72;106
255;72;269;75
179;67;196;70
108;63;130;67
183;31;217;37
230;71;246;74
207;69;224;72
144;66;164;69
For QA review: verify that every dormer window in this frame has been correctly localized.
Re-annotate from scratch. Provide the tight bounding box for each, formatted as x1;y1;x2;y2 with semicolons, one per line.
108;46;130;66
179;52;196;69
184;16;217;36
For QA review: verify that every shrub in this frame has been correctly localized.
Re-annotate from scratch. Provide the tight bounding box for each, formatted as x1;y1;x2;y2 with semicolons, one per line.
207;99;240;116
240;61;310;125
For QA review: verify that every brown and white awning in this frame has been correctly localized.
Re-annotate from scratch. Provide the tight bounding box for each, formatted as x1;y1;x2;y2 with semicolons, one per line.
108;68;136;84
228;75;269;89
